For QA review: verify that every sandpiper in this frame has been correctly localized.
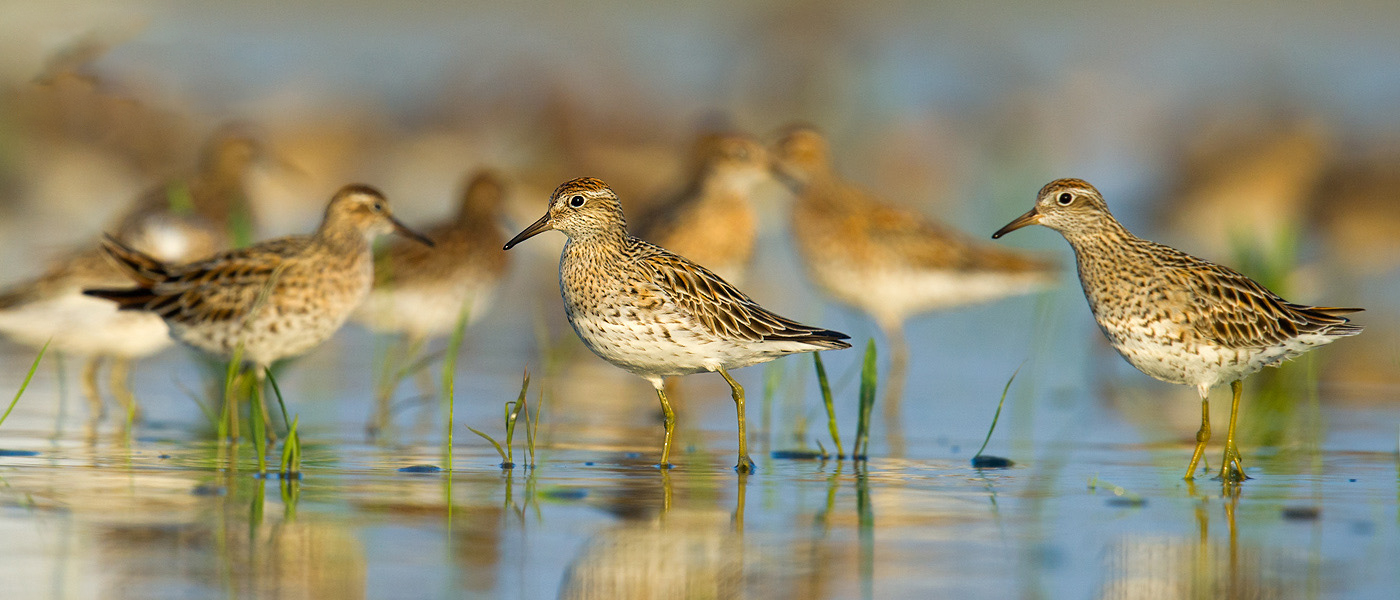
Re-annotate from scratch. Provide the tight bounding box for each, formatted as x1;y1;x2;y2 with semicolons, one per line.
354;170;510;434
503;177;850;472
632;133;772;285
772;126;1057;447
993;178;1363;481
85;184;432;384
0;126;260;417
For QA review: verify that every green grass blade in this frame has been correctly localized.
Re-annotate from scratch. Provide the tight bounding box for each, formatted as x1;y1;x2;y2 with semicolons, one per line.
0;339;50;430
278;416;302;476
264;367;291;433
854;339;878;459
442;303;471;472
250;378;267;474
503;370;529;466
813;352;843;459
219;345;245;442
467;426;508;463
527;386;544;467
444;376;455;472
975;363;1023;458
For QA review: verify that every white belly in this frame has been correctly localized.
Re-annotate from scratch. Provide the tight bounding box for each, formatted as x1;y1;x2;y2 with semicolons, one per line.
355;285;493;338
1099;316;1331;390
565;299;812;379
811;264;1052;327
0;292;172;358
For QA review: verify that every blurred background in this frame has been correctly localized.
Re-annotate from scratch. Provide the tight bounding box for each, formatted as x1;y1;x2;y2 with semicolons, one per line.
0;1;1396;598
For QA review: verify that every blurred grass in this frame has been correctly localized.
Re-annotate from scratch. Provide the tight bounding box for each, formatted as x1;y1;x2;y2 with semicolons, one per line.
854;339;877;460
250;373;267;473
442;304;471;471
812;352;843;459
219;345;246;442
0;339;49;430
267;368;300;477
1228;221;1320;450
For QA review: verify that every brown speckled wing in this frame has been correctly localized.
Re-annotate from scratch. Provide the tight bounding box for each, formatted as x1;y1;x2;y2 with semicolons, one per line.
149;237;313;326
89;235;312;327
631;239;849;348
1183;262;1362;349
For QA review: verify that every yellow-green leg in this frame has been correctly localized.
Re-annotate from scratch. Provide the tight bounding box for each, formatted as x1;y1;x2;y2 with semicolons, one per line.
1184;389;1211;480
1218;380;1248;482
650;378;676;469
109;357;141;424
81;355;105;419
717;368;756;473
880;322;910;457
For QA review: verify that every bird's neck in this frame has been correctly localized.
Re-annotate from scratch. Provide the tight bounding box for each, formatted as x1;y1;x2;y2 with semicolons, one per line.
190;164;251;224
1058;215;1158;305
315;224;373;260
560;232;630;292
1058;213;1140;256
453;204;496;229
564;226;629;256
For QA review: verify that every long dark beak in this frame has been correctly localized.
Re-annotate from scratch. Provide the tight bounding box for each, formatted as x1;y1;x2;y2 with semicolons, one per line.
992;207;1042;239
503;213;552;250
390;216;435;247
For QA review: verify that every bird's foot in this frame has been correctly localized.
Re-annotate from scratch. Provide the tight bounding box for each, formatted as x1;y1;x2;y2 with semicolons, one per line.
1216;444;1250;482
734;455;756;474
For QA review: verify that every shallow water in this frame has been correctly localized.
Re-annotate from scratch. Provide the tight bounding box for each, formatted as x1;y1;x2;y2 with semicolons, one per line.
0;333;1396;599
0;232;1396;599
1;1;1399;597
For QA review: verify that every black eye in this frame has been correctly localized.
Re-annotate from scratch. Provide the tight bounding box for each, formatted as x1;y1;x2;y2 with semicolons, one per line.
372;202;384;212
1057;192;1073;205
569;195;585;208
